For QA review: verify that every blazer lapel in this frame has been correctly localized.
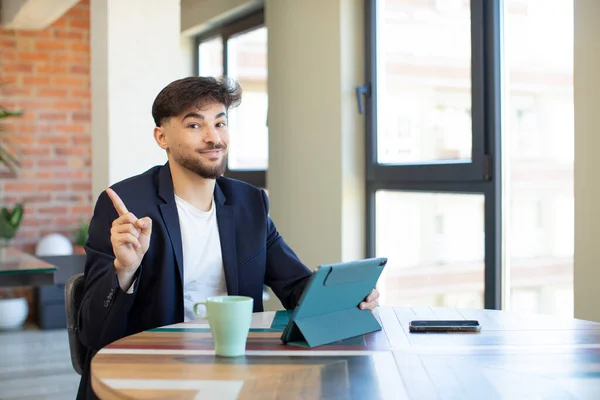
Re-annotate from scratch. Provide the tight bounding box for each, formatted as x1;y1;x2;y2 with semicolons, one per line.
215;181;239;295
157;164;184;284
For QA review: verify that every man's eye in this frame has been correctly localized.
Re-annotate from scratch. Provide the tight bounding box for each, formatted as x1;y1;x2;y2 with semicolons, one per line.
188;123;200;129
216;122;227;128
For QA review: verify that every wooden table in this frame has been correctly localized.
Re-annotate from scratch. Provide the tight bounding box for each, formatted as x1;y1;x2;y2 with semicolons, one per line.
91;306;600;399
0;247;57;287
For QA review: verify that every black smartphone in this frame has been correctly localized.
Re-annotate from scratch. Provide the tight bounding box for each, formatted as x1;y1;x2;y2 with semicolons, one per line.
409;320;481;333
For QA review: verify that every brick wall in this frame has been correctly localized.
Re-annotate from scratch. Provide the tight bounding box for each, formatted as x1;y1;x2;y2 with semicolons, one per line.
0;0;92;255
0;1;91;322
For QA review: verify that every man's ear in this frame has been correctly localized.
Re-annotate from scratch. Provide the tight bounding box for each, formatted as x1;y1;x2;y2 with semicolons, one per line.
154;126;168;150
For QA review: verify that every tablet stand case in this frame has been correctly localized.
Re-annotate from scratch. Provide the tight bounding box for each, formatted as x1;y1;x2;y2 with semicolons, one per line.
283;258;386;348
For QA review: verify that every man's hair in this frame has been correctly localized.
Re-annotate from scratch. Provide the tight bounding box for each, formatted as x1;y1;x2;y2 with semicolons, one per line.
152;76;242;126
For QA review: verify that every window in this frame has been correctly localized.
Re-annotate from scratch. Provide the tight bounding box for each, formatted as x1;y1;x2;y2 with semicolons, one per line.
376;191;485;307
365;0;501;309
504;0;574;317
365;0;574;317
195;10;267;189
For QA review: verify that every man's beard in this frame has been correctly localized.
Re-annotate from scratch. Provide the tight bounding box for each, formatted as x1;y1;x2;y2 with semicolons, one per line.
174;148;228;179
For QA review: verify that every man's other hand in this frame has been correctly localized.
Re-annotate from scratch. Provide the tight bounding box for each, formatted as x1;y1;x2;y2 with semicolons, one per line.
359;289;380;310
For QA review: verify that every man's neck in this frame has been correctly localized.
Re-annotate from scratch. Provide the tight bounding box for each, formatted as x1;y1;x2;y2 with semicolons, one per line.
169;161;216;212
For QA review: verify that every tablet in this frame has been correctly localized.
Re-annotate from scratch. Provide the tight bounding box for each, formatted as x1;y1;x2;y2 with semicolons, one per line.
280;257;387;348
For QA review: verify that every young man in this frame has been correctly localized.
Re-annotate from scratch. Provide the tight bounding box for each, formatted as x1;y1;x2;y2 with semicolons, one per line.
76;76;379;399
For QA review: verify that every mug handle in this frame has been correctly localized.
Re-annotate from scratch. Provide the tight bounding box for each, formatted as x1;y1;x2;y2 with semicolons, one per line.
193;301;207;319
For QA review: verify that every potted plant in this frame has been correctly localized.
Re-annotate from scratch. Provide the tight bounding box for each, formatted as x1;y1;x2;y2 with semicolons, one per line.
0;84;28;330
0;90;24;247
73;220;88;254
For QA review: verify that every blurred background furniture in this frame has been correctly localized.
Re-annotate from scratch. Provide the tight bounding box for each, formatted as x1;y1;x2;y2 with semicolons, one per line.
35;254;86;330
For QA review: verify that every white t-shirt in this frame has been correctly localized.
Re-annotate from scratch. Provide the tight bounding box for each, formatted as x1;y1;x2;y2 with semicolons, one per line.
175;195;227;322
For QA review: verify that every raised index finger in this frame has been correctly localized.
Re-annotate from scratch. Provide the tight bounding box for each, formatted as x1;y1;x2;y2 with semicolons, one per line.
106;188;129;216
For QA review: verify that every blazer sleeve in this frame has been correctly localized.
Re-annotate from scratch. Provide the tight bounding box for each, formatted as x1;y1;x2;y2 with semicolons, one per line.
261;190;312;309
78;190;142;351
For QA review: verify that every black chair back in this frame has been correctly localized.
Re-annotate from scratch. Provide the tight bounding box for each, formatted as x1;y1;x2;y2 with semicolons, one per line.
64;273;86;375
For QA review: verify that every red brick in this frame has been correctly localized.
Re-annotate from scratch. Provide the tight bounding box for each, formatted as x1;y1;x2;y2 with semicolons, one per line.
73;112;90;121
23;76;50;85
3;63;33;73
70;20;90;30
2;50;17;60
55;147;85;156
0;39;16;48
54;30;83;40
54;170;86;179
20;159;35;168
18;52;50;62
55;194;81;203
38;65;69;74
36;171;53;179
18;101;49;109
22;111;36;121
51;18;69;28
0;75;18;85
39;112;67;120
37;159;68;168
38;206;69;215
35;41;67;51
19;125;52;134
22;148;51;156
55;124;87;134
4;183;36;192
54;76;85;86
71;206;92;215
1;87;31;96
14;229;39;239
72;89;90;98
53;101;84;111
24;194;52;203
71;65;89;74
5;135;34;145
39;183;68;191
72;136;91;145
17;30;51;38
71;182;91;191
53;53;87;63
21;218;53;228
38;88;68;97
38;136;70;145
68;7;89;19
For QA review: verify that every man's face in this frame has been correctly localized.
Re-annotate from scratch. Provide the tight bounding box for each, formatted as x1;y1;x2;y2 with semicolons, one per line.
155;102;229;179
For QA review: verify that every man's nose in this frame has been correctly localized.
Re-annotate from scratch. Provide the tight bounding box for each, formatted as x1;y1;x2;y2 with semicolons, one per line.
203;126;220;144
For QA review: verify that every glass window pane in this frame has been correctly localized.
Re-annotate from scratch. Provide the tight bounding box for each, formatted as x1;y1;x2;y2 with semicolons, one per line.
198;36;223;77
226;26;268;170
504;0;574;317
375;191;484;308
376;0;472;165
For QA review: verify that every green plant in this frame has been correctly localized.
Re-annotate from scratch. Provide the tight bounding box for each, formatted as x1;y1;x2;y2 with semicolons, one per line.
74;220;89;246
0;95;23;173
0;204;23;241
0;85;24;241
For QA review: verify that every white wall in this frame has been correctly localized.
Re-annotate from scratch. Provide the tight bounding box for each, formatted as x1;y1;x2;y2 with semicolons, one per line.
91;0;192;199
266;0;365;271
574;0;600;322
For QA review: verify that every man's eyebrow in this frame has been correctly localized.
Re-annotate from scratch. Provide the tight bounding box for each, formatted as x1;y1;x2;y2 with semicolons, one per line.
182;112;204;122
181;112;227;122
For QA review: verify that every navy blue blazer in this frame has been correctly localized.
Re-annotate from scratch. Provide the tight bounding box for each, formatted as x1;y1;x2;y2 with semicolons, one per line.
76;162;312;399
